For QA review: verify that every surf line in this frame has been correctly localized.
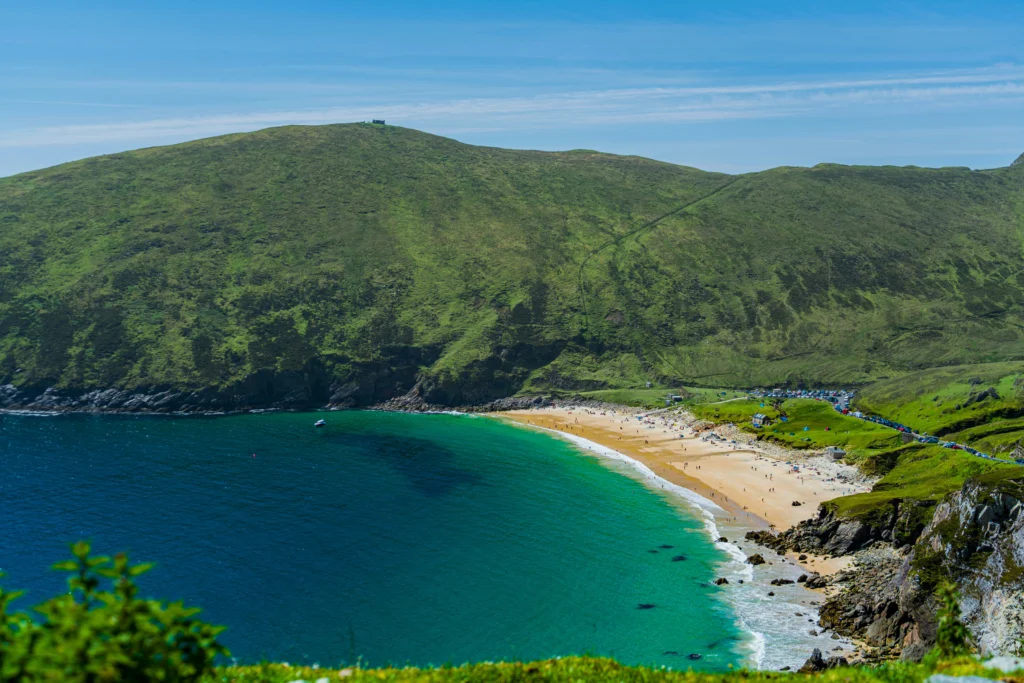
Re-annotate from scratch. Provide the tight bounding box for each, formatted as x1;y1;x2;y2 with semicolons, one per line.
495;418;778;668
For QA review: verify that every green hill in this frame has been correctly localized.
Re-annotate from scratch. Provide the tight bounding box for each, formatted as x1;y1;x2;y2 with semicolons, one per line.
1;123;1023;409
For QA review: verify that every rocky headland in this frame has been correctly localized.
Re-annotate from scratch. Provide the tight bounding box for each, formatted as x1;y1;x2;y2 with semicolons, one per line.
746;477;1024;661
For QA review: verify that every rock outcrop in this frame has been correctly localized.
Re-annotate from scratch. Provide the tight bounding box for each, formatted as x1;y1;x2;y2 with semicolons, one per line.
748;495;938;557
798;648;848;672
917;479;1024;655
746;476;1024;661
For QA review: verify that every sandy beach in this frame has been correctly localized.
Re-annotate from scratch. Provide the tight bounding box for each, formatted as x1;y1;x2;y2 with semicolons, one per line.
496;405;872;575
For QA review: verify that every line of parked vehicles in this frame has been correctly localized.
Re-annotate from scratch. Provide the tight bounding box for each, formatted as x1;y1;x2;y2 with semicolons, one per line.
750;388;1024;465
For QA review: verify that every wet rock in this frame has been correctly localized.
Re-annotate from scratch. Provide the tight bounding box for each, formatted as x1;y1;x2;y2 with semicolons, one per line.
798;648;848;673
799;554;808;561
767;591;775;596
792;501;803;506
770;578;795;586
671;555;688;562
713;578;729;585
804;573;828;589
797;574;808;583
798;648;827;672
718;536;729;543
746;553;766;566
687;654;701;660
637;603;656;610
659;544;674;549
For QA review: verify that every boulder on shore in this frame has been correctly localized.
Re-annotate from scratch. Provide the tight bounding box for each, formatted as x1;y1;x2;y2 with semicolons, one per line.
798;648;848;672
805;573;828;589
746;553;766;566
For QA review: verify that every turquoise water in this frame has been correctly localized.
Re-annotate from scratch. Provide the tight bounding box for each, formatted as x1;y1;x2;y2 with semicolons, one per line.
0;410;747;669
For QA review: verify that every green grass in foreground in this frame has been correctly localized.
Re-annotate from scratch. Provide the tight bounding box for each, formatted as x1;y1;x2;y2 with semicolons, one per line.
207;656;1014;683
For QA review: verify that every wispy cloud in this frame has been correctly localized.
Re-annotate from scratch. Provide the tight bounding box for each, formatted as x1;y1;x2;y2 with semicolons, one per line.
3;66;1022;148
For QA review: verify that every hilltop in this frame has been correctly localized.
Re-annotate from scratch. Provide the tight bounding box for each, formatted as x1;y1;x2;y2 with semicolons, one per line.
1;123;1023;411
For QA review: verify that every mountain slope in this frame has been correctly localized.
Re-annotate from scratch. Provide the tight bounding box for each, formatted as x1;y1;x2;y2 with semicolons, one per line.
1;124;1023;409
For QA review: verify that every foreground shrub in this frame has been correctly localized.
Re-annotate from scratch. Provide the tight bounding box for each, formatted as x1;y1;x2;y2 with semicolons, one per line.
0;541;227;682
934;581;973;658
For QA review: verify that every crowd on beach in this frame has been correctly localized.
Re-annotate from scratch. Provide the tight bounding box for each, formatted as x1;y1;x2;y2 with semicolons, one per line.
540;403;873;527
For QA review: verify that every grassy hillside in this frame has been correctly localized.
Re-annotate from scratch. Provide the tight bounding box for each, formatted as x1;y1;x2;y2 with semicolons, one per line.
828;444;1023;520
855;363;1024;436
573;386;747;408
2;123;1024;407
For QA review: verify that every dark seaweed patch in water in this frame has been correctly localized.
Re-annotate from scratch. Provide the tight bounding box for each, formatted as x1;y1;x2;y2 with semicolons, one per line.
330;432;484;497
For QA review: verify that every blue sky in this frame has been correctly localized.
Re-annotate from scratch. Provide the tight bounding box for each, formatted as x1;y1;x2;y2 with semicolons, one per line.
2;0;1024;176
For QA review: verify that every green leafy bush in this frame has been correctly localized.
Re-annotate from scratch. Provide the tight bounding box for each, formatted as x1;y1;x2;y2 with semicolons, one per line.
934;582;973;659
0;541;227;682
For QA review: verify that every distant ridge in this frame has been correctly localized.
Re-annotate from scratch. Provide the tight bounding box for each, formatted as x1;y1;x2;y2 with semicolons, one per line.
1014;152;1024;166
2;123;1024;411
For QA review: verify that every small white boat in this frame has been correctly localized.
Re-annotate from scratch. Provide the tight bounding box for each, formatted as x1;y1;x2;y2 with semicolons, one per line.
314;419;326;427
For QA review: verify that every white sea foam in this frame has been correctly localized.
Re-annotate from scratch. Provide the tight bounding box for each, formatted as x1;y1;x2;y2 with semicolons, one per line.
524;424;852;671
552;429;725;515
0;409;62;417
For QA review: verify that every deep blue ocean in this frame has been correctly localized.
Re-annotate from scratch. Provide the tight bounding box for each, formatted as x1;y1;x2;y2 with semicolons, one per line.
0;410;747;669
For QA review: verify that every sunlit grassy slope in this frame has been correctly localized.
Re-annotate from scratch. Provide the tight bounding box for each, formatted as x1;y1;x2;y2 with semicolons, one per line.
2;124;1024;404
855;363;1024;436
210;656;1015;683
828;444;1024;522
575;386;747;408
